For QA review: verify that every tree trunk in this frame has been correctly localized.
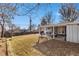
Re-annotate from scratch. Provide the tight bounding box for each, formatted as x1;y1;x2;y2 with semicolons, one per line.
1;13;5;38
1;24;4;38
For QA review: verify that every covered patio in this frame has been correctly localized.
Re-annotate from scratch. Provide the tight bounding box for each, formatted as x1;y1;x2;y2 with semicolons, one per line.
38;22;79;43
39;23;66;42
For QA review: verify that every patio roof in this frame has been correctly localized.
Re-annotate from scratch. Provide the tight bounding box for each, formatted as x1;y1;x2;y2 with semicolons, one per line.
40;21;79;28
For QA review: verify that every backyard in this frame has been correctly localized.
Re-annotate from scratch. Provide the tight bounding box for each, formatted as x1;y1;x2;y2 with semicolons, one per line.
0;3;79;56
8;34;79;56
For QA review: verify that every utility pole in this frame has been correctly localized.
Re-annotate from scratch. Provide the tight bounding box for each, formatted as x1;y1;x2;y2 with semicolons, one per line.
29;15;32;32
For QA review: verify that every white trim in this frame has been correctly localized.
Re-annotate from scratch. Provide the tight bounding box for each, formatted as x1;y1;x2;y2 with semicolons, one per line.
40;22;79;28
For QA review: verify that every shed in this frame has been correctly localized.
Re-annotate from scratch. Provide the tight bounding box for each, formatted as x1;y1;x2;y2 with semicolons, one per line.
66;22;79;43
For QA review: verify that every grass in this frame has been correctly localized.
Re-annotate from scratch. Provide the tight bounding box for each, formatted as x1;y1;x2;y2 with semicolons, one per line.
10;34;42;56
9;34;79;56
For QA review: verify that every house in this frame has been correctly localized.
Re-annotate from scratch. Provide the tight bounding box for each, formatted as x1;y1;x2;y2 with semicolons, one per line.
39;21;79;43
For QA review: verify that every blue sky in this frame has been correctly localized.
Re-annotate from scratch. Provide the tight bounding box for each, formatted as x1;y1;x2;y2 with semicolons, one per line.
12;3;79;29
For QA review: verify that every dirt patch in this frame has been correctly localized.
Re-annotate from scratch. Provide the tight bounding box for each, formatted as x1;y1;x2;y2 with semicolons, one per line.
0;40;6;56
34;39;79;56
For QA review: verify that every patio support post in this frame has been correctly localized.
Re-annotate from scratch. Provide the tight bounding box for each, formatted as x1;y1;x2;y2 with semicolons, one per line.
53;25;55;39
39;26;40;35
44;27;47;36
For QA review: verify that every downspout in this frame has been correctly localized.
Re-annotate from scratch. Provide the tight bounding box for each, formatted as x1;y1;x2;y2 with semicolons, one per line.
64;26;66;41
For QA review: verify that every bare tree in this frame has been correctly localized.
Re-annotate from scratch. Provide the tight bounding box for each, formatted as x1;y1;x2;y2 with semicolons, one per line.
59;4;79;22
41;17;48;25
0;4;16;38
41;11;53;25
0;3;41;37
45;11;53;24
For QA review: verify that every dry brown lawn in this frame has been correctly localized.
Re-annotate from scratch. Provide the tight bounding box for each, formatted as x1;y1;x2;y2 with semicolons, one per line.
10;34;44;56
10;34;79;56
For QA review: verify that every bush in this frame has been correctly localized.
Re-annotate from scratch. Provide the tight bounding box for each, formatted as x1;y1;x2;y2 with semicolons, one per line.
4;31;39;37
